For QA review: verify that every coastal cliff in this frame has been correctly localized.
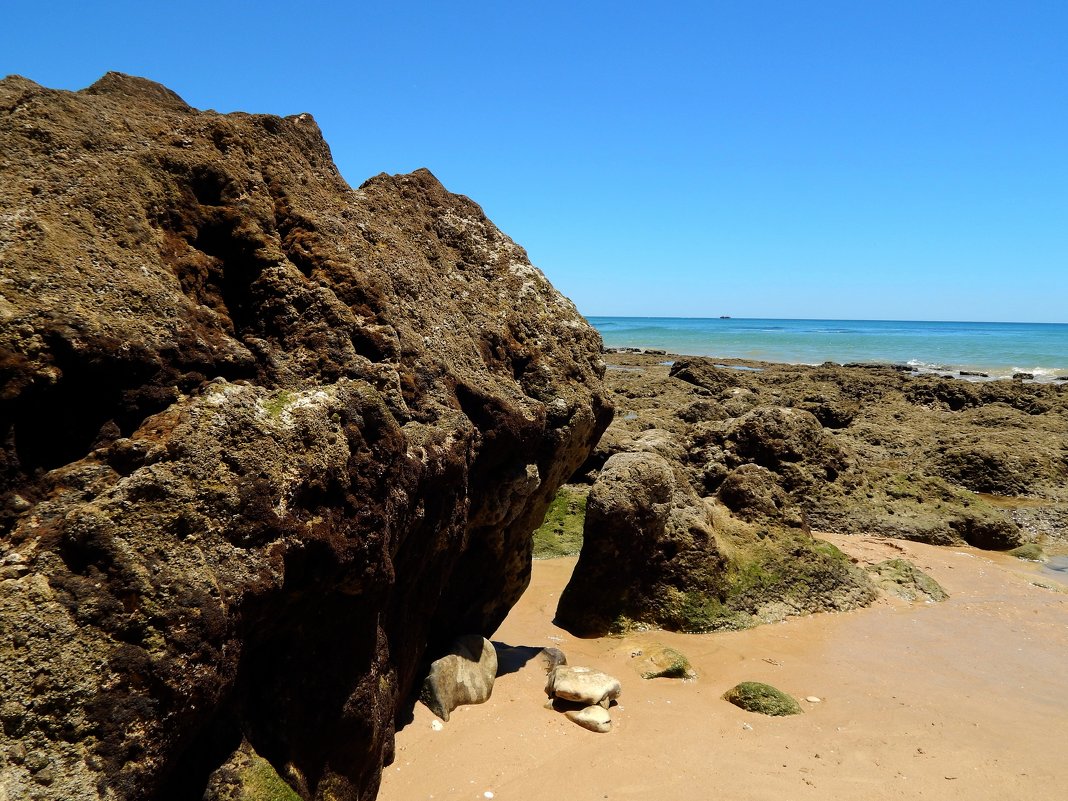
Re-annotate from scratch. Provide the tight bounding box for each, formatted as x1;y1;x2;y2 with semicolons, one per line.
0;74;611;800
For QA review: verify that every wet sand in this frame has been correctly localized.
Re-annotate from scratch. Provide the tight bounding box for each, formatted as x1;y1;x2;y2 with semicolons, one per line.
379;535;1068;801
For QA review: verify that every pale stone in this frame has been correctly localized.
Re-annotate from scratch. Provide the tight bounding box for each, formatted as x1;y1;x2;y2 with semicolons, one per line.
546;665;621;709
564;704;612;733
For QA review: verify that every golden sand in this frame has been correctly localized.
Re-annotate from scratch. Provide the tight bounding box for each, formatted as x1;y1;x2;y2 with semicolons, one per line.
380;535;1068;801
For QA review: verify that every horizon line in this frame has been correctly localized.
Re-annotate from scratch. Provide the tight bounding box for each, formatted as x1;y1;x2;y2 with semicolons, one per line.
582;314;1068;326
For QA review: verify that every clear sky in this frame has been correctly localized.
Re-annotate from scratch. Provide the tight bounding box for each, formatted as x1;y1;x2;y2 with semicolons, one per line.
3;1;1066;322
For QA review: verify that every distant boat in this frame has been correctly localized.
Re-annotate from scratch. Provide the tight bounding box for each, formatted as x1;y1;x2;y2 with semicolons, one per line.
719;315;731;319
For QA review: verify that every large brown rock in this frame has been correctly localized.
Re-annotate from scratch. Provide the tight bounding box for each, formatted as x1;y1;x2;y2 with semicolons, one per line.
0;74;611;801
555;450;725;634
554;450;874;635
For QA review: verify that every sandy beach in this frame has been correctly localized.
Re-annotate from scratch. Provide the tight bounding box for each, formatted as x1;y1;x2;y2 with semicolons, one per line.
380;534;1068;801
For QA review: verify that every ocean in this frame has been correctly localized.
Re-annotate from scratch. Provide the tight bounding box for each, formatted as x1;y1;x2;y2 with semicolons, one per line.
588;317;1068;381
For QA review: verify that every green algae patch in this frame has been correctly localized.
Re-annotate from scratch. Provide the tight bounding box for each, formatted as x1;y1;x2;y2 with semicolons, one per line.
261;389;296;420
868;558;949;602
1009;543;1046;562
695;531;877;631
638;645;696;679
240;754;302;801
723;681;802;716
533;485;588;558
207;742;302;801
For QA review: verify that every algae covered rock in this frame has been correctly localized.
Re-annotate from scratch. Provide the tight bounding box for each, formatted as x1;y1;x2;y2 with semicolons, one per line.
0;73;611;801
553;450;728;635
936;444;1046;495
723;682;803;716
636;645;695;680
203;740;303;801
1009;543;1046;561
868;559;949;602
720;406;850;487
555;449;876;635
716;463;804;527
532;485;588;558
657;355;1058;551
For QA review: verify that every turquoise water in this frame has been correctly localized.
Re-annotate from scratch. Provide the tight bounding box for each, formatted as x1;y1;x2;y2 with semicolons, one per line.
589;317;1068;381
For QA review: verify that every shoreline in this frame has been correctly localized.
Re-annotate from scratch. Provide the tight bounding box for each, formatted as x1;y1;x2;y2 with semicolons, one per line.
602;346;1068;384
379;536;1068;801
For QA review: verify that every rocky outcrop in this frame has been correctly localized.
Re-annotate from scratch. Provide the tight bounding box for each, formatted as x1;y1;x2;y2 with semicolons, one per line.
555;449;726;634
555;449;875;635
0;74;611;801
603;354;1068;549
556;349;1068;640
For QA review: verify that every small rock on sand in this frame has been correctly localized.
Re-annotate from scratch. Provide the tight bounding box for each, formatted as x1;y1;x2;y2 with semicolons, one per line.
564;705;613;733
546;666;621;709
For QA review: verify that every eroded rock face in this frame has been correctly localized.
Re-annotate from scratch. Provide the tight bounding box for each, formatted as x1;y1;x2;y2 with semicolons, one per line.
0;74;611;801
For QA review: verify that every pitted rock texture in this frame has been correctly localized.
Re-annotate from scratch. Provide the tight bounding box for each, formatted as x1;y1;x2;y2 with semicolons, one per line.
600;353;1068;549
0;73;611;801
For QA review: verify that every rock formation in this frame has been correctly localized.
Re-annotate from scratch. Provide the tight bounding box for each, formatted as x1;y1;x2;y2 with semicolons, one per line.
555;350;1068;636
0;74;611;800
555;445;875;635
596;354;1068;550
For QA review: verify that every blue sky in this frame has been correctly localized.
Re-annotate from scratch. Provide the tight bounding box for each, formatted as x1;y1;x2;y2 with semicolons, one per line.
3;1;1066;322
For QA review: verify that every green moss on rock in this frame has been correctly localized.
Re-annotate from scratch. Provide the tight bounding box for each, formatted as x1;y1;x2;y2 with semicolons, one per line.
1008;543;1045;561
638;645;695;679
204;742;302;801
532;485;588;558
867;558;948;602
240;755;302;801
723;681;802;716
261;389;295;420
